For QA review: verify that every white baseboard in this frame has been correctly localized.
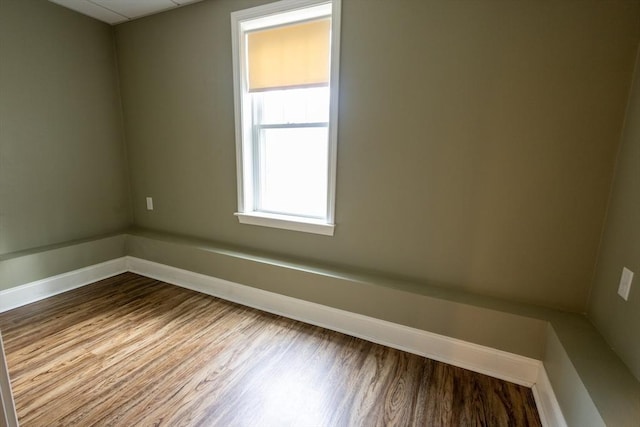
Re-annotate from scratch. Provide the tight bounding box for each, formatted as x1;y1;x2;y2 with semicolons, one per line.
0;255;563;426
532;366;568;427
126;257;541;387
0;257;128;313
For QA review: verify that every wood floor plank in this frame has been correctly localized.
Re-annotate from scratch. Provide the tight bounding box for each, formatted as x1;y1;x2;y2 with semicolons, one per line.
0;272;542;426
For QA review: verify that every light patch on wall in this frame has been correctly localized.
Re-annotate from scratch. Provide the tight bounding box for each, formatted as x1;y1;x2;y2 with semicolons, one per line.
617;267;634;301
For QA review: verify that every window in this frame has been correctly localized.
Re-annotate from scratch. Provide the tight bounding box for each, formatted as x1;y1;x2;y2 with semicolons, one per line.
231;0;341;236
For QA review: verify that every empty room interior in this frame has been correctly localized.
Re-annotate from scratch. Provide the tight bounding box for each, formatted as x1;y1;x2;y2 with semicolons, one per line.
1;0;639;425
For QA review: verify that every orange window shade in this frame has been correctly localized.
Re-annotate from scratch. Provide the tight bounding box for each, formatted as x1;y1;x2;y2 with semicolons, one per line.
247;18;330;92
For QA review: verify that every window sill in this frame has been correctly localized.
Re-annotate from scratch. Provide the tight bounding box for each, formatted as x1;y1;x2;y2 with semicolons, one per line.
234;212;335;236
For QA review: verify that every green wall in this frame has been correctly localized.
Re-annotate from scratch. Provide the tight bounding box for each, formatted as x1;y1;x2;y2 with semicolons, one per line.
589;47;640;381
115;0;640;311
0;0;131;256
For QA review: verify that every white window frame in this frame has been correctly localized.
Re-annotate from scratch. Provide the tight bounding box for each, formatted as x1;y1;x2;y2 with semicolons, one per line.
230;0;341;236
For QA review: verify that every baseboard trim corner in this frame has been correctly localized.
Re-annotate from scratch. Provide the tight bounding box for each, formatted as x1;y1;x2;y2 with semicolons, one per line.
0;257;128;313
532;365;568;427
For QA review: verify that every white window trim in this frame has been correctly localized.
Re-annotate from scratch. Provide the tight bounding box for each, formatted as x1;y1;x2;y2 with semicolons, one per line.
230;0;341;236
234;212;335;235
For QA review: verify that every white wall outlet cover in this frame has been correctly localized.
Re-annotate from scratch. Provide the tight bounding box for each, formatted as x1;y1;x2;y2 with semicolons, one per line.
618;267;634;301
146;197;153;211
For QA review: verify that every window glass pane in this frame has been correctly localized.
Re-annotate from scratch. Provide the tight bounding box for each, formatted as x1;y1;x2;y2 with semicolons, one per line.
258;127;328;218
257;87;329;125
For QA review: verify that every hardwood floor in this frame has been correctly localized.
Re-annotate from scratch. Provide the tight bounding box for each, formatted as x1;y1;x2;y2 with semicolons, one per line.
0;273;541;426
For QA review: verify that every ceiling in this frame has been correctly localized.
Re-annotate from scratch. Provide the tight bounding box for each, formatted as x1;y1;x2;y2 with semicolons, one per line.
49;0;203;25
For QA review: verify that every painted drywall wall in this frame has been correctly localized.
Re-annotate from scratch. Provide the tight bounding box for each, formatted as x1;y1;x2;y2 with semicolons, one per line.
0;0;131;256
115;0;640;311
0;234;126;292
547;312;640;425
589;46;640;381
542;326;605;427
